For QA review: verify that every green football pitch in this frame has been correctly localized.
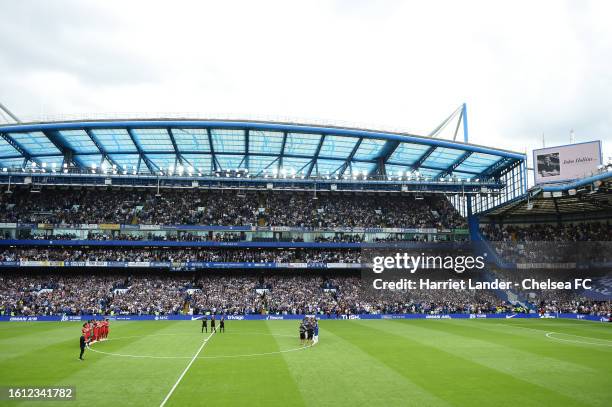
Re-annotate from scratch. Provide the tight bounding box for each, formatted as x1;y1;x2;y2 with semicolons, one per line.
0;319;610;406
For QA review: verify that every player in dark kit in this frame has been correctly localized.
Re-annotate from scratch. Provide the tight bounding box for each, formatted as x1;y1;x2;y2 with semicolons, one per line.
201;316;208;333
219;316;225;333
210;316;217;333
307;323;314;343
299;322;306;345
79;334;86;361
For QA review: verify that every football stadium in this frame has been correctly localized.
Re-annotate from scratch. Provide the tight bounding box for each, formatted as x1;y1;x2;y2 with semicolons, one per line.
0;112;610;406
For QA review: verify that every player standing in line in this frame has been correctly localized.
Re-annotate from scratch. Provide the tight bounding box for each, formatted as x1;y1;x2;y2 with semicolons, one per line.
89;320;94;342
201;316;208;333
219;316;225;333
81;323;90;345
313;319;319;343
93;321;100;342
306;320;314;344
211;315;217;333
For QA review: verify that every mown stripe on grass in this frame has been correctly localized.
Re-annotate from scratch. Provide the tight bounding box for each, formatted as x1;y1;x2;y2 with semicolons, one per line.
164;320;306;407
0;321;70;339
44;321;193;407
273;320;451;407
390;320;610;407
0;322;77;363
329;320;584;407
452;320;612;371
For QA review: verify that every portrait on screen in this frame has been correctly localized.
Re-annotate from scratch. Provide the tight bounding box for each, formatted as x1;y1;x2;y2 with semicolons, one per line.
536;152;560;177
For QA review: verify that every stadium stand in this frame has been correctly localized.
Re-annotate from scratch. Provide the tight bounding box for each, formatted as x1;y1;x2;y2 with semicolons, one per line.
0;188;465;229
0;119;609;320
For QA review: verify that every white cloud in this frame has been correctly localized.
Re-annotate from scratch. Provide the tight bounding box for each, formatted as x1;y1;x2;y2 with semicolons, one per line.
0;0;610;162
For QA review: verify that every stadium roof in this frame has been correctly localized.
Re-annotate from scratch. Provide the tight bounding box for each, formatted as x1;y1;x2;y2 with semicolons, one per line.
482;170;612;217
0;119;525;179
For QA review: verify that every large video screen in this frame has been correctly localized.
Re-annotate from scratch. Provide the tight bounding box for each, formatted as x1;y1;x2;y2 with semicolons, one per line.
532;141;602;185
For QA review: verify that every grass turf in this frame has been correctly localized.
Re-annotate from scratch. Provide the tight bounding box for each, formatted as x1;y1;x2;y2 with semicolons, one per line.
0;319;610;406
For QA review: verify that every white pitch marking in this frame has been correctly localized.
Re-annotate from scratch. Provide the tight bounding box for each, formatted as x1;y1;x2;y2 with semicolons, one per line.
90;331;296;343
88;333;316;360
545;332;612;347
159;331;214;407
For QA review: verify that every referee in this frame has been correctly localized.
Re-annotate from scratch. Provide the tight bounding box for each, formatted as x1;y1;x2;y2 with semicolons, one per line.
201;316;208;333
79;334;86;361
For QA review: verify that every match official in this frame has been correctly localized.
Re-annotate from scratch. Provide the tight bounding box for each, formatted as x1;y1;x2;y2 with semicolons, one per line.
79;334;86;361
201;316;208;333
219;316;225;333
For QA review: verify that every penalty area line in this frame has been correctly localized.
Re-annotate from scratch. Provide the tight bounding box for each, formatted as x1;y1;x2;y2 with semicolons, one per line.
159;331;214;407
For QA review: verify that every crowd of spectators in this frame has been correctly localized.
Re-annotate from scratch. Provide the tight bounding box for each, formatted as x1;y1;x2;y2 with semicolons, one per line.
0;189;466;229
3;273;592;317
534;297;611;316
0;248;362;264
481;222;611;264
14;232;456;244
482;222;610;242
523;282;611;316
